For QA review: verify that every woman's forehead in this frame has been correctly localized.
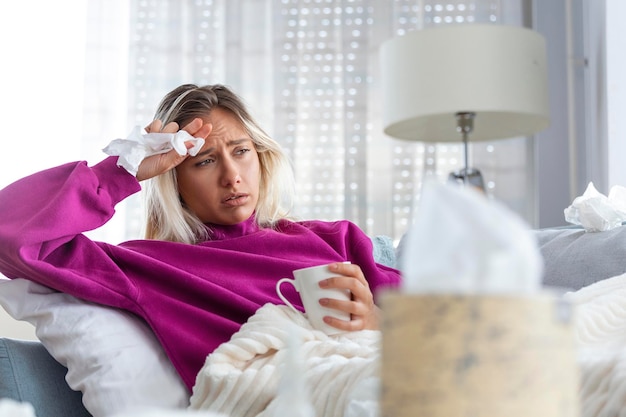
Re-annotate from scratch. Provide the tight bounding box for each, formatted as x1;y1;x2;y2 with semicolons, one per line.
204;107;238;123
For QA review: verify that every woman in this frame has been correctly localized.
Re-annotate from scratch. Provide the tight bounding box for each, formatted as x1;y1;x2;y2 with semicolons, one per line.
0;84;401;391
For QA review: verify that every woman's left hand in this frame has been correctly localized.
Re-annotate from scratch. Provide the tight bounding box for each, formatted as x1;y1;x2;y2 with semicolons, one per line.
136;118;212;181
318;262;381;331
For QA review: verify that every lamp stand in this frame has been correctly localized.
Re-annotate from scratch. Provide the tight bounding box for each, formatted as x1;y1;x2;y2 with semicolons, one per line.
448;112;485;191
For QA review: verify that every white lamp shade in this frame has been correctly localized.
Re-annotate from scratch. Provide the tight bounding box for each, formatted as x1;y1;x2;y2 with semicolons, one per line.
380;24;550;142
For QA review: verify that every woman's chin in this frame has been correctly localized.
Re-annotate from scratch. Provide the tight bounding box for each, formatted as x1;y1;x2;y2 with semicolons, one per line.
206;209;255;226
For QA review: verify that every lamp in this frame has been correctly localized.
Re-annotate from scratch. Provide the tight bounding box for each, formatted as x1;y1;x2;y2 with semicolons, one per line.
380;24;550;190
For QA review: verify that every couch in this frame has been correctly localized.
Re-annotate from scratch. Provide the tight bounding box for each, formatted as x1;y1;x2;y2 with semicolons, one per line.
0;338;90;417
2;226;625;417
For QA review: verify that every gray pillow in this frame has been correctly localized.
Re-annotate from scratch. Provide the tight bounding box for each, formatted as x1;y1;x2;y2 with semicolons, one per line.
534;225;626;291
372;235;396;268
0;338;91;417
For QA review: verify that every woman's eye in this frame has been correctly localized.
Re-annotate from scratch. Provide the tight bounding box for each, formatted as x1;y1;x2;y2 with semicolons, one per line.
235;148;250;156
196;158;214;167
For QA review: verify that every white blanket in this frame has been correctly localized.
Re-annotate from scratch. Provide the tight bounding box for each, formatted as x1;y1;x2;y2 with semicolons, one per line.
188;275;626;417
564;272;626;417
189;304;380;417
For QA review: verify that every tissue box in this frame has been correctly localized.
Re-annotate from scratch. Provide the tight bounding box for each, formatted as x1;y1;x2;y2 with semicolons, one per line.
380;292;578;417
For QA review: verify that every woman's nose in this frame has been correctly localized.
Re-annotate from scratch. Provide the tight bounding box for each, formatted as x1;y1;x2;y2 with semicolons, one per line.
220;158;241;187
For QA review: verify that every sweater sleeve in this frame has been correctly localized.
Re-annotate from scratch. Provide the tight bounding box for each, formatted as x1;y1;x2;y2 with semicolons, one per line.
343;222;402;300
301;219;401;300
0;156;142;303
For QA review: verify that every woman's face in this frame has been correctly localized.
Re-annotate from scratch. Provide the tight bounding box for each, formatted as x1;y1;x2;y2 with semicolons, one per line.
176;108;261;225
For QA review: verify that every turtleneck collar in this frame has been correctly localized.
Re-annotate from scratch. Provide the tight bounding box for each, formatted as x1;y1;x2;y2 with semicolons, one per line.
206;215;261;240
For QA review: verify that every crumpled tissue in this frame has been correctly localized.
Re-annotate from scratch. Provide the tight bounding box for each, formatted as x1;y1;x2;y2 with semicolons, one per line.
564;182;626;232
103;126;205;176
400;182;543;294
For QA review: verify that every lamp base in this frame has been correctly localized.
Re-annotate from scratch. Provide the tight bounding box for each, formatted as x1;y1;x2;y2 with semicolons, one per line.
448;168;485;191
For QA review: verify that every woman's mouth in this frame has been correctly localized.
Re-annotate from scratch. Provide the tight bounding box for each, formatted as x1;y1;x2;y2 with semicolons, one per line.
222;193;248;206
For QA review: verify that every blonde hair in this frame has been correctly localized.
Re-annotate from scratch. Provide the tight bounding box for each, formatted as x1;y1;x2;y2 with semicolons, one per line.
143;84;295;243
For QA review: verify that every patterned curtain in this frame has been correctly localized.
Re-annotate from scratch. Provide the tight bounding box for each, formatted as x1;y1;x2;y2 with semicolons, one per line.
84;0;528;243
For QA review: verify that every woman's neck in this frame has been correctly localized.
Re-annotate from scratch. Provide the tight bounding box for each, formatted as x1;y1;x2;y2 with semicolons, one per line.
207;215;260;240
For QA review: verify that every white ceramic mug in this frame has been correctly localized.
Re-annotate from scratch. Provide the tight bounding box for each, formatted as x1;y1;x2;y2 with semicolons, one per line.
276;263;351;335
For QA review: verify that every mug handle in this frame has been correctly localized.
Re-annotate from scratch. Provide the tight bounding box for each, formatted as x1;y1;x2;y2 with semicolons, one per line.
276;278;300;314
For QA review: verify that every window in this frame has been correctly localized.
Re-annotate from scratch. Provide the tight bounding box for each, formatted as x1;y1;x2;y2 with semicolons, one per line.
123;0;529;242
0;1;533;244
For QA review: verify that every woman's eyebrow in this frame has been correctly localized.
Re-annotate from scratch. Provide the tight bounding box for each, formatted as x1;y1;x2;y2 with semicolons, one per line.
228;138;252;147
193;148;215;159
192;138;252;159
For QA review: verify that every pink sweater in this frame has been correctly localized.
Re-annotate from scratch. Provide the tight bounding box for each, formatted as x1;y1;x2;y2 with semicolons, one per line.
0;157;401;390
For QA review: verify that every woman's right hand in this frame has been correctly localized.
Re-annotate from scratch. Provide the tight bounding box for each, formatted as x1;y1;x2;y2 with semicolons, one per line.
135;118;212;181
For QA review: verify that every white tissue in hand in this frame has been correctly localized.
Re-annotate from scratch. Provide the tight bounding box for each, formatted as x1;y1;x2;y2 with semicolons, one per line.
564;182;626;232
400;182;543;294
102;126;205;176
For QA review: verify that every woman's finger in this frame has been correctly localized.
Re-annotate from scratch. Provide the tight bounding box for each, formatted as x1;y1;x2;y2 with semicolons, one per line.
329;262;369;287
181;118;213;139
323;314;363;332
162;121;180;134
320;275;371;303
181;118;203;133
145;119;162;134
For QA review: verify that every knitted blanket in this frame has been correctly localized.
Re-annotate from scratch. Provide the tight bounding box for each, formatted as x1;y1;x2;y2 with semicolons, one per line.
189;304;380;417
186;274;626;417
564;272;626;417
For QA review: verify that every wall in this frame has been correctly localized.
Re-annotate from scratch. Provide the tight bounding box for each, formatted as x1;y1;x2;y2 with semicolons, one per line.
533;0;573;228
533;0;609;228
0;0;89;341
606;0;626;187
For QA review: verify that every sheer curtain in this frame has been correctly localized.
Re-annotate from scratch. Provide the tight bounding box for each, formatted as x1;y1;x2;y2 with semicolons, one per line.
84;0;529;243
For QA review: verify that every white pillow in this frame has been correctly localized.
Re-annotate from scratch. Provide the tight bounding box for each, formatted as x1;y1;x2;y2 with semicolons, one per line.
0;278;189;417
